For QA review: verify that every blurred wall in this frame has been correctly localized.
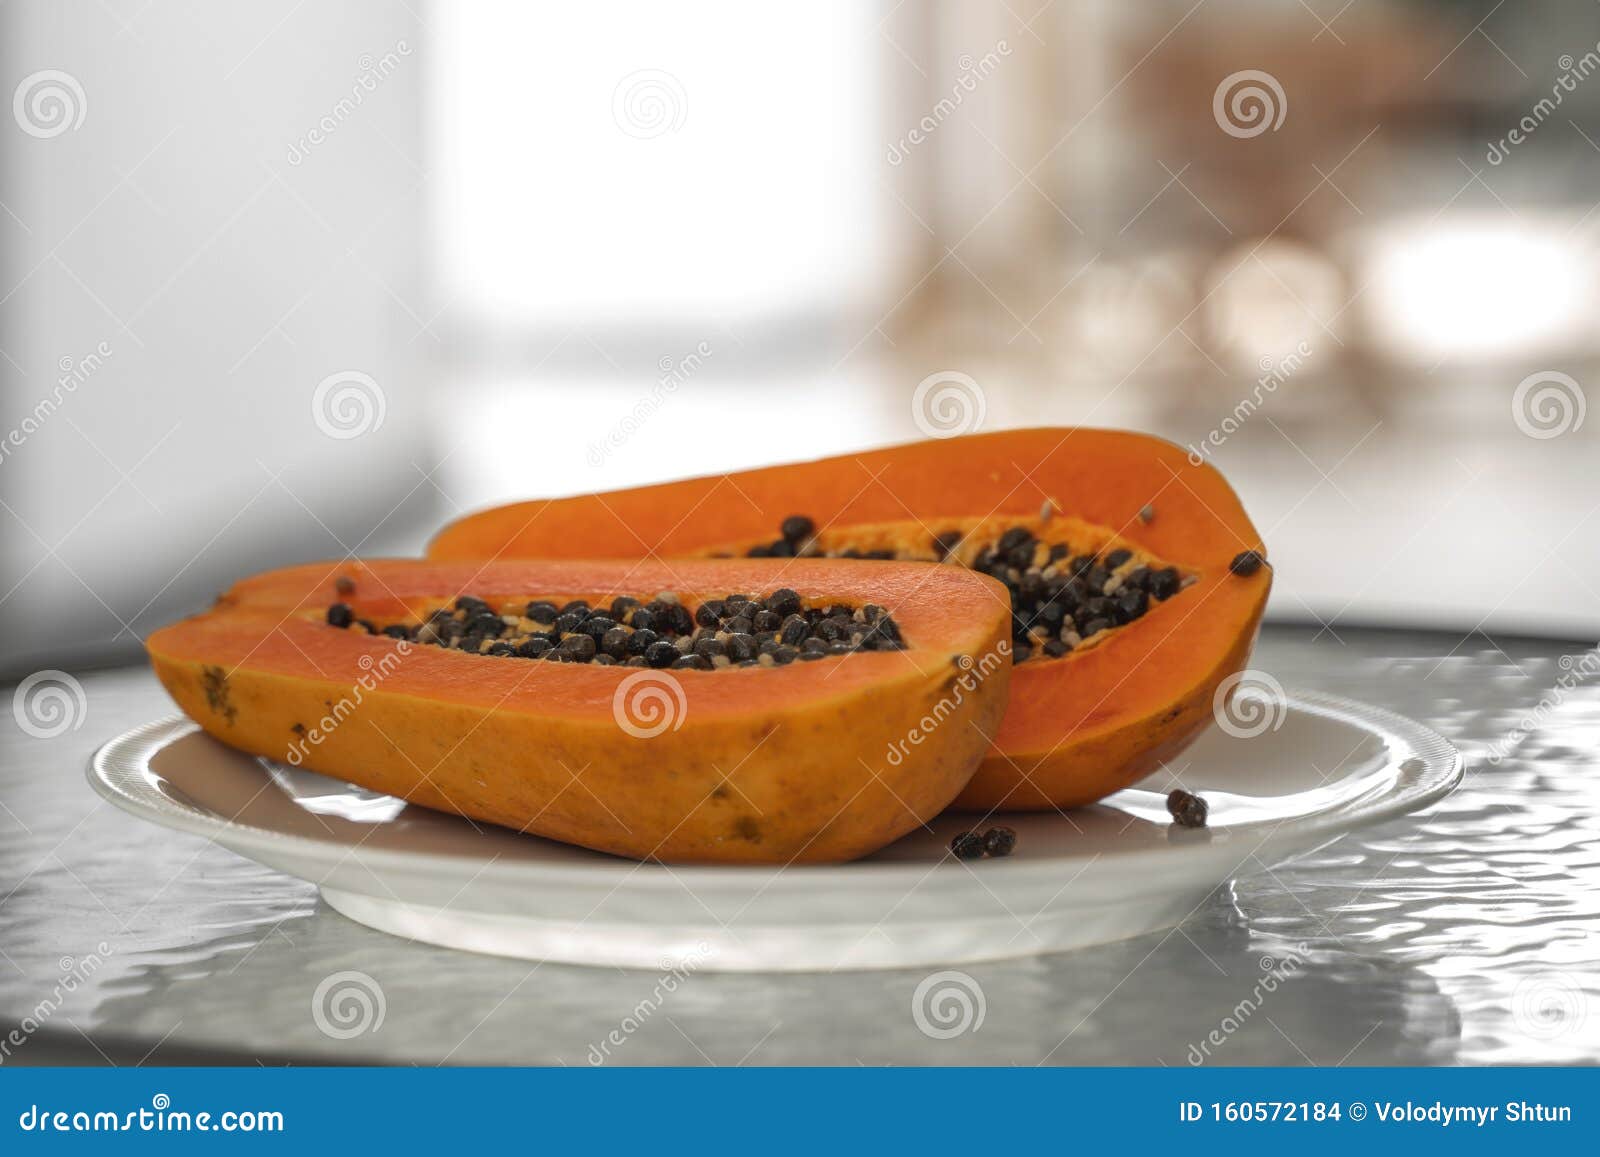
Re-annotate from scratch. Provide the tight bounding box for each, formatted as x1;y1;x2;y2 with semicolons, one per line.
3;0;1596;674
0;1;432;673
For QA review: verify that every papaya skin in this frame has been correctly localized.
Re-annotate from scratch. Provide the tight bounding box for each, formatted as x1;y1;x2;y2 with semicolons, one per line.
147;558;1012;864
427;428;1271;812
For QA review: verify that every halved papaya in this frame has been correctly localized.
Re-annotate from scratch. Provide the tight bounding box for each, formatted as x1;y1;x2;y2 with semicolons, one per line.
428;428;1271;811
146;558;1012;863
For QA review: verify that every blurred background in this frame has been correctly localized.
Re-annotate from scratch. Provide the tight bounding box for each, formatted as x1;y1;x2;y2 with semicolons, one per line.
2;0;1597;675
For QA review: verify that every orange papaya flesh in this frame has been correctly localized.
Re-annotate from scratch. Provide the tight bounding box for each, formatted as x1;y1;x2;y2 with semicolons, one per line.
427;428;1271;811
146;558;1012;863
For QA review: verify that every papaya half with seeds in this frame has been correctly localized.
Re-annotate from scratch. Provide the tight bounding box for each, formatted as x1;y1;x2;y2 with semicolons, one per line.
428;428;1271;811
146;558;1012;864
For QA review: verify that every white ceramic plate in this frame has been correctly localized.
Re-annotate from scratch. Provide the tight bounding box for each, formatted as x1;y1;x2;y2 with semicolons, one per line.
88;690;1459;972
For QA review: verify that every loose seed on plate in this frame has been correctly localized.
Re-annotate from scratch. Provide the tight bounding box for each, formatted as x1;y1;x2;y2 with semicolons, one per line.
950;831;986;860
1166;788;1209;828
983;827;1017;857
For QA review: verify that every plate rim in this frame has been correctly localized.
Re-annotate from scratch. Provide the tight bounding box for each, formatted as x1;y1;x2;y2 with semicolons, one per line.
86;689;1462;891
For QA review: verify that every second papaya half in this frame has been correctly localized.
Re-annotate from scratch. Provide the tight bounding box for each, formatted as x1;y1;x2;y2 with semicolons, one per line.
430;428;1272;811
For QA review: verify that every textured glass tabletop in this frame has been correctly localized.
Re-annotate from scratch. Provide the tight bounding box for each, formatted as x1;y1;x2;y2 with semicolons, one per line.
1;625;1595;1066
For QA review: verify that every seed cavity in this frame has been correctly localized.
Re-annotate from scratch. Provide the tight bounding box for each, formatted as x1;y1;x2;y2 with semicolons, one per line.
742;516;1189;664
323;589;907;670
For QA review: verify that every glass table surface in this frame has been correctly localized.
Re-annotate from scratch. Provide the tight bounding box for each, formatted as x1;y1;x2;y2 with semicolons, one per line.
1;624;1595;1066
